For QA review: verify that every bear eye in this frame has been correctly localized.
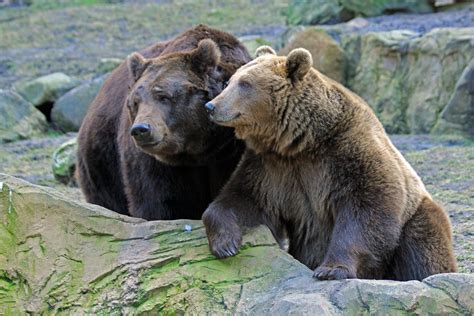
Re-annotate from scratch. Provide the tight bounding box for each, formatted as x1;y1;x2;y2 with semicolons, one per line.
157;95;171;103
153;87;172;103
238;80;251;89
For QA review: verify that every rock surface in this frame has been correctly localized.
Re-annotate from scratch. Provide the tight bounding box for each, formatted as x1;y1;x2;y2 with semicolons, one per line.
52;137;77;185
51;75;107;132
239;36;272;58
14;72;80;107
280;27;346;83
287;0;433;25
0;174;472;314
433;59;474;137
0;89;48;143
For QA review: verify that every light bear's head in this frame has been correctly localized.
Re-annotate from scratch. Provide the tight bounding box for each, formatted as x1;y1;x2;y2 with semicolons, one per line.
204;46;314;154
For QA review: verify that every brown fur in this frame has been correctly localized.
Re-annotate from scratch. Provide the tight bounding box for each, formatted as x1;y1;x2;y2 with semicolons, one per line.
77;25;250;219
202;46;457;280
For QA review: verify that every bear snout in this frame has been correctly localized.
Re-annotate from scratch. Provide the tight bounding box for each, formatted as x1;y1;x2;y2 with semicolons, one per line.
130;123;164;146
130;123;152;142
204;102;216;115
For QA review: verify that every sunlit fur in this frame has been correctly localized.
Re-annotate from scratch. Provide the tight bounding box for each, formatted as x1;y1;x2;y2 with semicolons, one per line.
203;47;457;281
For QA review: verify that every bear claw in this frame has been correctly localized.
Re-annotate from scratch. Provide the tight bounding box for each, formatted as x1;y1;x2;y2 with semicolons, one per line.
209;231;242;259
313;265;356;280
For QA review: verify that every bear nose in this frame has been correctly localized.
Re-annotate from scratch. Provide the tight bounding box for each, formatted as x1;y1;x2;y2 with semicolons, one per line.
204;102;215;115
130;123;151;140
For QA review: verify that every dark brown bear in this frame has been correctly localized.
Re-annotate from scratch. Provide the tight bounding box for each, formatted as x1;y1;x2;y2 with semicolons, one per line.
202;46;457;281
77;25;250;220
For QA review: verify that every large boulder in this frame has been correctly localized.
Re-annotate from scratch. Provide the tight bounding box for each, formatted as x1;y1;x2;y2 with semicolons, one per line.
339;0;433;18
287;0;433;25
432;60;474;137
316;26;474;134
280;27;346;83
14;72;80;107
404;28;474;133
0;174;473;314
287;0;347;25
239;36;272;58
51;75;107;132
347;30;419;133
0;90;48;143
52;137;77;185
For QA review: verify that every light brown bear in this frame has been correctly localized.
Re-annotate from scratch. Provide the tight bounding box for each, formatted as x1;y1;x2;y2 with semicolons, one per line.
201;46;457;280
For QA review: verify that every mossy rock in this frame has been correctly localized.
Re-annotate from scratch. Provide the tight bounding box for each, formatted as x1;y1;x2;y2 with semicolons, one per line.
280;27;346;84
51;74;107;132
0;89;48;143
0;174;473;314
342;27;474;134
404;28;474;133
14;72;80;107
238;36;272;58
287;0;433;25
52;137;77;185
432;59;474;138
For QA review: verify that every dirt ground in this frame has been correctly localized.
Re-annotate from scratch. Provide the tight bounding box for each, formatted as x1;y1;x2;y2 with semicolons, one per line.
0;133;472;273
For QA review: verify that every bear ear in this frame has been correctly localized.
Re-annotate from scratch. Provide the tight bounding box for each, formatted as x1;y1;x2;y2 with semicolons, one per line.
286;48;313;82
255;46;276;58
190;39;221;74
127;52;150;81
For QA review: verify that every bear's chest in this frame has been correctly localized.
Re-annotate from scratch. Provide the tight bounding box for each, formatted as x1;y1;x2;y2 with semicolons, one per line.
258;157;334;267
259;158;334;225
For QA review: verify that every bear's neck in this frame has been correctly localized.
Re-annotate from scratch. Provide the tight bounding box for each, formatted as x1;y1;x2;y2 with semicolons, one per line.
269;71;350;157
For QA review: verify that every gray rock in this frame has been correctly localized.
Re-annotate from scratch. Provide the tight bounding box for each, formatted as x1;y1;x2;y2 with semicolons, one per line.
51;75;108;132
0;90;48;143
347;28;474;134
287;0;433;26
0;174;472;314
280;27;346;83
238;36;272;58
432;59;474;138
14;72;80;107
52;137;77;185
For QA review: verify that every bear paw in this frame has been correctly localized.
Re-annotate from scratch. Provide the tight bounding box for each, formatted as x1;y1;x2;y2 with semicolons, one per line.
209;230;242;259
313;265;356;280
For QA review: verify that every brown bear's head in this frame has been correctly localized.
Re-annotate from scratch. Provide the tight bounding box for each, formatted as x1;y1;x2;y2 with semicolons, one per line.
205;46;320;155
125;39;236;165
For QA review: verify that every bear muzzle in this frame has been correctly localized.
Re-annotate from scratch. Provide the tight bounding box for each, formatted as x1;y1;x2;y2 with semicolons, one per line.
130;123;166;148
204;102;241;126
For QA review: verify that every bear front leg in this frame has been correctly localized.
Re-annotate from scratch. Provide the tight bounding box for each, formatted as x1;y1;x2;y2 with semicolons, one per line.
202;181;262;259
313;202;401;280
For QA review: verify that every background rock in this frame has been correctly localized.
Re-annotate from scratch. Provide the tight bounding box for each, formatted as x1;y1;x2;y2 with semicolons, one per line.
404;28;474;133
280;27;346;83
432;59;474;137
347;27;474;133
238;36;272;58
0;89;48;143
0;174;472;314
287;0;433;25
347;29;418;133
52;137;77;185
51;75;108;132
339;0;433;17
14;72;80;107
287;0;347;25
